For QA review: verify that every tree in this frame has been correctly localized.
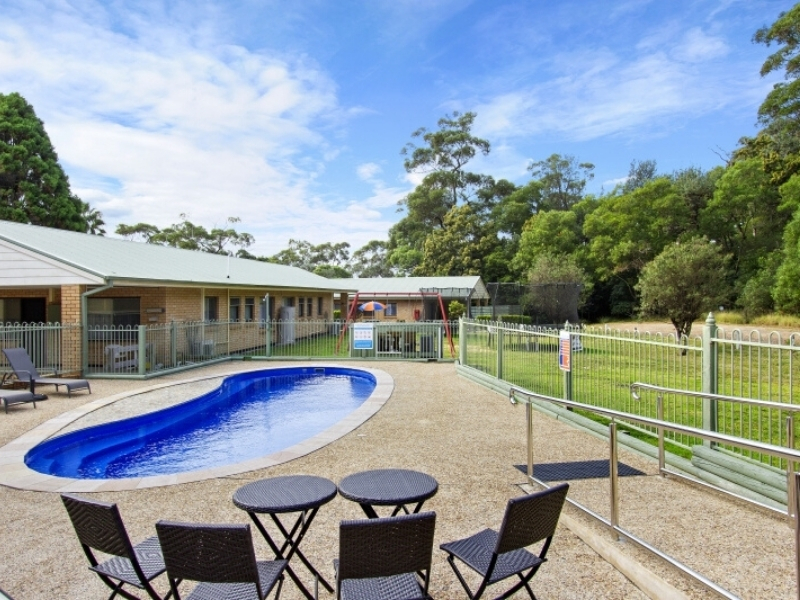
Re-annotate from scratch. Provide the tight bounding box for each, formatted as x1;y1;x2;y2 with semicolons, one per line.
416;205;499;276
753;5;800;133
115;215;254;255
524;252;589;324
401;111;490;217
447;300;466;320
584;178;690;280
351;240;394;278
636;238;730;340
774;206;800;314
700;158;784;287
390;112;492;269
0;92;96;232
268;239;351;272
313;264;352;278
513;209;584;277
735;6;800;186
528;153;594;211
622;159;657;193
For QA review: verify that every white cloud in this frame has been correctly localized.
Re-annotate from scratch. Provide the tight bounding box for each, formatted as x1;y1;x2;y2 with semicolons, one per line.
357;162;383;181
672;28;729;63
473;34;743;144
0;0;385;255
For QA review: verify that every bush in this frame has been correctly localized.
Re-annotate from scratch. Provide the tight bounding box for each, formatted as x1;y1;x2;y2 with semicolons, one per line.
499;315;532;325
447;300;466;320
333;309;342;320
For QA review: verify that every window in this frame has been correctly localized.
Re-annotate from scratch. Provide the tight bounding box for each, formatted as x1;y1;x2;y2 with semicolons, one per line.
229;297;241;322
306;297;313;317
385;303;398;317
205;297;219;321
87;297;141;340
299;297;305;317
317;297;323;316
245;297;255;322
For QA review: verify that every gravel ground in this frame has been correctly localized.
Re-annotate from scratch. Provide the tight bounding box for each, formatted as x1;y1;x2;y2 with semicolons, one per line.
0;360;793;599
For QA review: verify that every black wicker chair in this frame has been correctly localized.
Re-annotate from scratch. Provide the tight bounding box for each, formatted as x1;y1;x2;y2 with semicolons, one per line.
439;483;569;600
155;521;287;600
334;511;436;600
61;493;170;600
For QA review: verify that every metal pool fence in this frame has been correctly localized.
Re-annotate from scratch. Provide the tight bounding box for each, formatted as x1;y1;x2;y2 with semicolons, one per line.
459;316;800;467
0;320;459;379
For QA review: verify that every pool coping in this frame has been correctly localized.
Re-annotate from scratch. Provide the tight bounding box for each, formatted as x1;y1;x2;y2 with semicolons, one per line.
0;364;394;492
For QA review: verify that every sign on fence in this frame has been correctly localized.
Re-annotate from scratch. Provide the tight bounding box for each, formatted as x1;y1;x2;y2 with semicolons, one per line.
559;330;571;371
353;323;374;350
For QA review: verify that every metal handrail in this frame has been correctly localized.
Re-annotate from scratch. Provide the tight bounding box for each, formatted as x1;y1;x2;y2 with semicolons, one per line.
630;382;800;518
630;382;800;414
508;384;800;600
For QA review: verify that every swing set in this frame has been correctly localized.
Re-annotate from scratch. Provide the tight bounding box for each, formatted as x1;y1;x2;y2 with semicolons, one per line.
335;291;456;357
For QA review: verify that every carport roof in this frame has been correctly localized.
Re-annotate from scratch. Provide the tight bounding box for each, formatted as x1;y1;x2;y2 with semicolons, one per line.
327;276;489;299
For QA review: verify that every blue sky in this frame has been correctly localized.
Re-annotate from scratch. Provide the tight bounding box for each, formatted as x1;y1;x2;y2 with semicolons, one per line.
0;0;791;256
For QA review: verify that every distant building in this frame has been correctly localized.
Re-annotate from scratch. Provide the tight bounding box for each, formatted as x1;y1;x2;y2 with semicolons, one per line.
328;276;490;321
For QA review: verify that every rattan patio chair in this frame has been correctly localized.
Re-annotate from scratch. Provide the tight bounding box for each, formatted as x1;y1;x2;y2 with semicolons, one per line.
61;494;170;600
3;347;91;396
334;511;436;600
155;521;287;600
439;483;569;600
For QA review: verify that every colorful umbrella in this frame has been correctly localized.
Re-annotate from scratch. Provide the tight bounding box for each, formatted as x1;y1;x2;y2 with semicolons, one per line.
358;301;385;311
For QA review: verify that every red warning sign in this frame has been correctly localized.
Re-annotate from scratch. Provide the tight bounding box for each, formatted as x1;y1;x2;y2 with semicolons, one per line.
559;331;571;371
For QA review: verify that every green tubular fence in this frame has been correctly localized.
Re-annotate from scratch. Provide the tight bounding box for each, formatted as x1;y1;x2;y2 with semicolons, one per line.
460;315;800;463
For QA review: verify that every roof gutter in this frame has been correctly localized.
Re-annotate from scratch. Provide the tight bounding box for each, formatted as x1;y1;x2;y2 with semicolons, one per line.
81;281;115;373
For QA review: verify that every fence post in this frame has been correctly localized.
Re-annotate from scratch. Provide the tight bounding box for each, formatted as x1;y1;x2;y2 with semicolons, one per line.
496;327;504;380
265;320;272;357
170;321;177;367
459;318;466;365
702;313;718;445
137;325;146;376
563;329;574;403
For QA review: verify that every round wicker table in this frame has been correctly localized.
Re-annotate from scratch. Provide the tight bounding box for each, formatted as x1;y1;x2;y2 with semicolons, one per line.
233;475;337;600
337;468;439;519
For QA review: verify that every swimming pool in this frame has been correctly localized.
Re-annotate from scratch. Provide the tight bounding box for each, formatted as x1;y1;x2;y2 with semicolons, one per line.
25;366;377;479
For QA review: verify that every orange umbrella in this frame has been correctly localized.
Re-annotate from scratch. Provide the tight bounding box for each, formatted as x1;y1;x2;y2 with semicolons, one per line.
358;301;385;311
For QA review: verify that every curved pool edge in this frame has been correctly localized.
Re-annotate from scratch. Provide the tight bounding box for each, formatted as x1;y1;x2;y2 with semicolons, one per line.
0;364;394;492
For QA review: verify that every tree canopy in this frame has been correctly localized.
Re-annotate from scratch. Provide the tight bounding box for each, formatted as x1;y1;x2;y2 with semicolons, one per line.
637;238;730;340
116;215;253;255
0;92;102;233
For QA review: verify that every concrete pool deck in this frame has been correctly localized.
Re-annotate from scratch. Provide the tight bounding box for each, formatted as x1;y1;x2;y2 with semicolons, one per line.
0;360;792;599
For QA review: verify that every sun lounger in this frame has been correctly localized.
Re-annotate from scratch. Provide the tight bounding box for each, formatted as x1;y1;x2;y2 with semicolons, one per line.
2;348;90;397
0;388;46;413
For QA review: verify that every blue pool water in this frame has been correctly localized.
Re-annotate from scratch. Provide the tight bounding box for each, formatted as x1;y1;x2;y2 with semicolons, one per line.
25;367;376;479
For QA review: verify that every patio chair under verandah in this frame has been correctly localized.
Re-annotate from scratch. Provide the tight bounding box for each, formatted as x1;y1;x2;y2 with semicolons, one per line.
2;347;91;397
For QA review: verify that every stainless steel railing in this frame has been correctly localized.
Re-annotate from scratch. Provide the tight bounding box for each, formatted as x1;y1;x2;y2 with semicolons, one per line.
508;384;800;600
629;382;800;516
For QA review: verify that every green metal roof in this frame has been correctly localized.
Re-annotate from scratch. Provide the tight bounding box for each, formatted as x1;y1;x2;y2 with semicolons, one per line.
0;220;356;292
327;276;489;299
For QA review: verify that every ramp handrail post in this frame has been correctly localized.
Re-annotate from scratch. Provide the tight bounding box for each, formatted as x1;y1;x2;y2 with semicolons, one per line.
790;416;797;521
657;393;665;475
610;420;620;536
795;472;800;600
527;401;534;481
